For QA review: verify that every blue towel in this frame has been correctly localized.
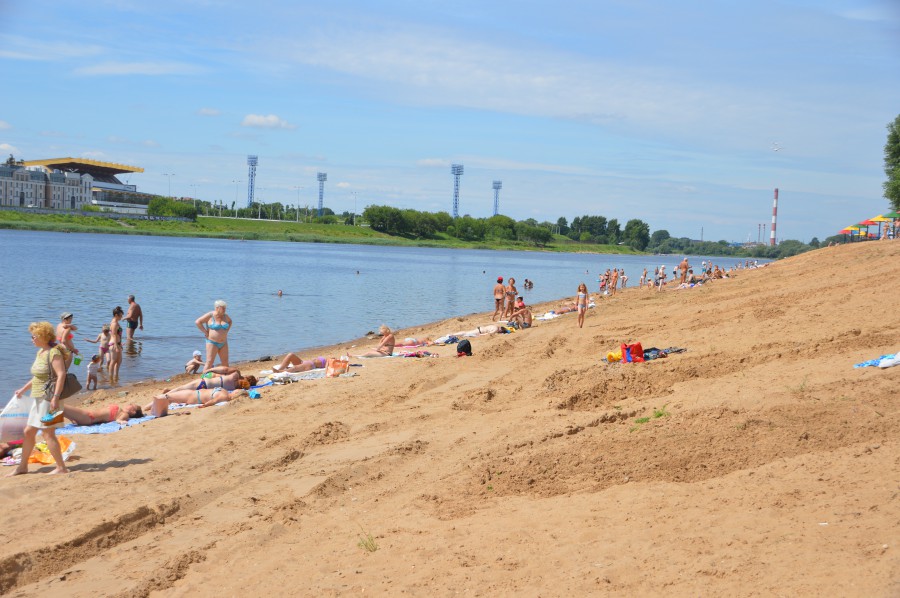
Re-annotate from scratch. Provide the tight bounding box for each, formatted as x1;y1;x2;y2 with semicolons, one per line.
854;354;895;368
57;414;156;435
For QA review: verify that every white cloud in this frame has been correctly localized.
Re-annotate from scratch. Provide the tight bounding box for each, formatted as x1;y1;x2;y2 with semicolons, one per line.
0;121;10;130
0;34;103;61
0;143;20;154
81;151;107;159
336;182;351;188
73;61;204;76
241;114;296;129
198;107;221;116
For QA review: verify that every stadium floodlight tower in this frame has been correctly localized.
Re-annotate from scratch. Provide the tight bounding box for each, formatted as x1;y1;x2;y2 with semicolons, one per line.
246;155;258;208
317;172;327;217
451;164;464;218
492;180;502;216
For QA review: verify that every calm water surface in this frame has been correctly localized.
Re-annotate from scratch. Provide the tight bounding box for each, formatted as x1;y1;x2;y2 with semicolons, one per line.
0;230;758;403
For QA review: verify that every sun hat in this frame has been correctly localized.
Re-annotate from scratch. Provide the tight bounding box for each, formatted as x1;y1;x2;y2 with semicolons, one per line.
497;276;504;283
61;312;73;320
193;350;202;357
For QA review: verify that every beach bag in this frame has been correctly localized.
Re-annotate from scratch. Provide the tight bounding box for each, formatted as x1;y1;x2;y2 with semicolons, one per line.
457;339;472;356
325;358;350;378
0;393;32;442
620;342;645;363
43;350;82;400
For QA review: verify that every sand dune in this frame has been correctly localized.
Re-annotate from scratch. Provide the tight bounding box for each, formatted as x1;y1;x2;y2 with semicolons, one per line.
1;241;898;596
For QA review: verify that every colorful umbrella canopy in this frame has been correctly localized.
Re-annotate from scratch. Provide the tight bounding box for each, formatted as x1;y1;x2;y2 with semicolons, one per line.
885;211;900;219
870;215;892;222
858;219;876;226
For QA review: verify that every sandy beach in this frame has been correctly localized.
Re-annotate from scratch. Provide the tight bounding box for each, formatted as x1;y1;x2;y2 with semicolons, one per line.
1;241;898;597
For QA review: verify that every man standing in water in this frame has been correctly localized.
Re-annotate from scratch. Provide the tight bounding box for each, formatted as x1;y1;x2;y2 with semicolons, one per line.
492;277;506;321
124;295;144;340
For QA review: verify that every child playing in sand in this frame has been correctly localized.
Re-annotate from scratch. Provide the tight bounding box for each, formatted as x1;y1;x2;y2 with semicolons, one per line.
185;350;204;374
83;324;111;367
85;354;101;390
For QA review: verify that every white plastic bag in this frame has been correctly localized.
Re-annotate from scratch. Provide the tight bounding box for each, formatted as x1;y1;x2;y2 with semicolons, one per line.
0;393;33;442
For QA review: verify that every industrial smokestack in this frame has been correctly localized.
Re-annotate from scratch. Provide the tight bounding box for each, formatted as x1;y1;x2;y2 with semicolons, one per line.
770;188;779;246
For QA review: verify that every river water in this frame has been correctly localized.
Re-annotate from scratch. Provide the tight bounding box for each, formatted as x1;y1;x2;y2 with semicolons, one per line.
0;229;757;403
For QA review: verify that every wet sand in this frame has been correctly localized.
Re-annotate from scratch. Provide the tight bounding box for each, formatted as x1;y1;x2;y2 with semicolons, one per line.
1;241;898;596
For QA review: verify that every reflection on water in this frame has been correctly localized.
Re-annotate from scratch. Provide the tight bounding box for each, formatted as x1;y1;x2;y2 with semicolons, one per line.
124;340;143;357
0;229;763;404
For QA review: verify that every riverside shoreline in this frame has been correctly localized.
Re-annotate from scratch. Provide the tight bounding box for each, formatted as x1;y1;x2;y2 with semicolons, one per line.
2;241;898;596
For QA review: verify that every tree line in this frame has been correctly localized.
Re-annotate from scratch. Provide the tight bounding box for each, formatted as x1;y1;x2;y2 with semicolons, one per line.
362;205;652;249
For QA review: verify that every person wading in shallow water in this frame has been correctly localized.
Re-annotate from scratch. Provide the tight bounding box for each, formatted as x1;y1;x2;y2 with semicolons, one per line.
124;295;143;341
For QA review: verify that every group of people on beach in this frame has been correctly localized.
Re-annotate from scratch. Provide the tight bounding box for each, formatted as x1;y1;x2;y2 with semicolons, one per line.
8;255;755;476
6;296;237;475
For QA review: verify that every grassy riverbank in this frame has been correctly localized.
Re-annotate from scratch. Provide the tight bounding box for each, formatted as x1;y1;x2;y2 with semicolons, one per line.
0;210;640;254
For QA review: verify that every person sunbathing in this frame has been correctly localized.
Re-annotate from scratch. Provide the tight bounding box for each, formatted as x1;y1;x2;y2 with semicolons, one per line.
63;403;143;425
444;324;508;338
163;366;257;393
355;325;395;357
272;353;327;373
395;337;434;347
146;388;248;416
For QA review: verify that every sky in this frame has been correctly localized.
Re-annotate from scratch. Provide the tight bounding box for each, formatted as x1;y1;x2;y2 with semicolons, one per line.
1;0;898;243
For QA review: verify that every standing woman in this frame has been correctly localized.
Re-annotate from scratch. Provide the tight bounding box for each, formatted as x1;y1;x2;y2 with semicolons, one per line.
108;306;124;380
7;322;70;476
196;300;232;372
504;277;518;319
576;283;589;329
56;312;80;368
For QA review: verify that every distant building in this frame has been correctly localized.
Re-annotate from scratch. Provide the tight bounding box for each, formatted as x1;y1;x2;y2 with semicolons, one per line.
0;165;92;209
0;157;152;214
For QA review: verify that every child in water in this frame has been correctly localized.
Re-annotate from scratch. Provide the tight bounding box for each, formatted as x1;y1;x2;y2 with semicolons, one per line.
86;355;101;390
185;350;204;374
83;324;111;367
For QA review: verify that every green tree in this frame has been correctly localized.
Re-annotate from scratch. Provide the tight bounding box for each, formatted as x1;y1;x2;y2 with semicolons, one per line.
485;215;516;240
884;114;900;211
622;219;650;250
556;217;569;235
649;229;671;248
606;218;621;244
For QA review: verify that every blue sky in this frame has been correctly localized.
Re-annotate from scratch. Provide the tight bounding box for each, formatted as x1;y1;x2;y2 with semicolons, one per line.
1;0;898;242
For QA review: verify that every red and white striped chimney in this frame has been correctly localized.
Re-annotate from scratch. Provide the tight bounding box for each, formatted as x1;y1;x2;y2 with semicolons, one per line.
770;188;778;246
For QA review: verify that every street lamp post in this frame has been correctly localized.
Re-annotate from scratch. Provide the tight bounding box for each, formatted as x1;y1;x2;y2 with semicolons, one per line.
163;173;175;198
352;191;358;226
294;186;303;222
232;180;242;218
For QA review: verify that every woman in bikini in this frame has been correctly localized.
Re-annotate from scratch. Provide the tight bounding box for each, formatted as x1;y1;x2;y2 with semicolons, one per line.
504;277;518;319
576;282;589;328
63;403;143;426
355;325;395;357
56;312;80;368
272;353;327;373
108;306;124;380
163;367;257;393
195;300;232;372
147;388;248;416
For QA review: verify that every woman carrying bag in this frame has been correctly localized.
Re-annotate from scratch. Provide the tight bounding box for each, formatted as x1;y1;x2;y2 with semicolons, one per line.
7;321;70;476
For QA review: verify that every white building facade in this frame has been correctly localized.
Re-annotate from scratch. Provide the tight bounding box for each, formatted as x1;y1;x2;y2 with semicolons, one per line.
0;166;93;210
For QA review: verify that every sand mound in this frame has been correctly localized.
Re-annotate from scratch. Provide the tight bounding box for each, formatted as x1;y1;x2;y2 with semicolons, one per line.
2;241;898;596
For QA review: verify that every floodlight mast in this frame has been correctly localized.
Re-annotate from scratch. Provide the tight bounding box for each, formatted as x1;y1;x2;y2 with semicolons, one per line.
492;180;502;216
317;172;327;217
451;164;464;218
246;155;258;208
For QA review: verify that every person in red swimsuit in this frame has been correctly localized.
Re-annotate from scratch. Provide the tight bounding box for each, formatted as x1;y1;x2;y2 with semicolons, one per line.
62;403;143;425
